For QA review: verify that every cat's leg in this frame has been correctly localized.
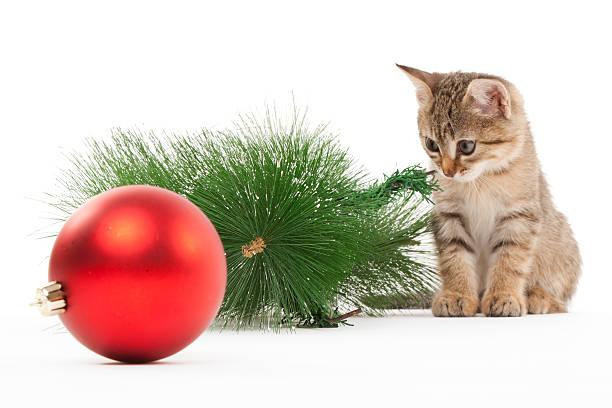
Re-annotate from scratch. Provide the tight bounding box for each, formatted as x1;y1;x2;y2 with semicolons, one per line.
481;207;540;317
481;251;529;317
526;214;581;314
525;285;567;314
431;212;479;317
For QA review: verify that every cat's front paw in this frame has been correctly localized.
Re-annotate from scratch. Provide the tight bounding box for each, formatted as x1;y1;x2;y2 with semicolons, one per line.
481;292;526;317
432;291;478;317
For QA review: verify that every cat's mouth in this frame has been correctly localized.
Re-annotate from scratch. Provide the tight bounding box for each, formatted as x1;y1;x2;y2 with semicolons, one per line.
435;168;479;183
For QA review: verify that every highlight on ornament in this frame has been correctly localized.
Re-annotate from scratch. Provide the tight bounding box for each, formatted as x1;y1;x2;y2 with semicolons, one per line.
34;106;439;362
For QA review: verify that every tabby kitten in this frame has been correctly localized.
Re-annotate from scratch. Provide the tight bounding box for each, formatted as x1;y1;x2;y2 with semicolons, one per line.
397;65;581;317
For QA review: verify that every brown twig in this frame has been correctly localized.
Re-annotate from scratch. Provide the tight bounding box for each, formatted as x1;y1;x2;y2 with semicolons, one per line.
324;308;363;324
242;237;266;258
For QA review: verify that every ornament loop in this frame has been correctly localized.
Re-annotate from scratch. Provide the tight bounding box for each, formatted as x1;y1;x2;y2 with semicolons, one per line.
31;281;66;316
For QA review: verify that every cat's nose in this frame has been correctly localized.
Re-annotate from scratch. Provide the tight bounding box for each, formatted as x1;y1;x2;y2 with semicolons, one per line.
441;158;456;178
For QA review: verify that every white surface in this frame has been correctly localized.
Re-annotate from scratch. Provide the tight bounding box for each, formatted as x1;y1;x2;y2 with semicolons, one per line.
3;310;611;407
1;1;611;406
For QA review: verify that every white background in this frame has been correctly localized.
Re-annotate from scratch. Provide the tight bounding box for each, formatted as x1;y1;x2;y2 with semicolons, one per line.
1;1;611;407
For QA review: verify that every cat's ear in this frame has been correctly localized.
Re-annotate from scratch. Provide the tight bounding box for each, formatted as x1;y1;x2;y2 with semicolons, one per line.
396;64;435;108
463;79;511;119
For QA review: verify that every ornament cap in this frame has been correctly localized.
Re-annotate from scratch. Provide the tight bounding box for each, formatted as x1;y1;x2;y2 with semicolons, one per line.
31;281;66;316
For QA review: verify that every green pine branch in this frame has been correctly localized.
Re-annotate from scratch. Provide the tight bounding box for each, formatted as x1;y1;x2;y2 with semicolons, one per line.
48;107;439;330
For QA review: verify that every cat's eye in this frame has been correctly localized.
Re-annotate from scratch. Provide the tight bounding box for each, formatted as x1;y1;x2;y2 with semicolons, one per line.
458;140;476;155
425;138;439;152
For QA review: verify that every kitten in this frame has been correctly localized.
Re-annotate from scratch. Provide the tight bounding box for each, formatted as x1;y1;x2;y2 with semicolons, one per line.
397;65;581;317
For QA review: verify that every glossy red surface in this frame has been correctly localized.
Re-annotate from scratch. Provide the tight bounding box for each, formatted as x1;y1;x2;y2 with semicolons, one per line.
49;185;227;363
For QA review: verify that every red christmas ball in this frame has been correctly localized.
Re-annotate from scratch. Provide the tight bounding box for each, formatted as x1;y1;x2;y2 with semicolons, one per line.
48;185;227;363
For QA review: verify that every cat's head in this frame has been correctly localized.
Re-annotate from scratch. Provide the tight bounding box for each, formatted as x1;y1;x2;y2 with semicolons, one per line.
397;65;526;183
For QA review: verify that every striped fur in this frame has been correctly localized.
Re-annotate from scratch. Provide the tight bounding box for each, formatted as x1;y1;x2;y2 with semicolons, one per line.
398;66;581;317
